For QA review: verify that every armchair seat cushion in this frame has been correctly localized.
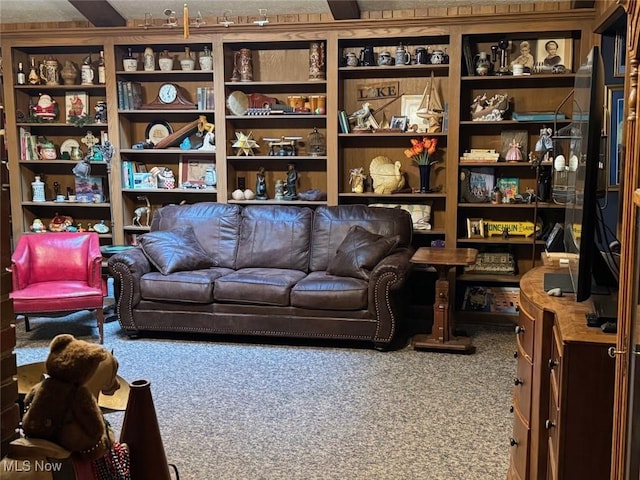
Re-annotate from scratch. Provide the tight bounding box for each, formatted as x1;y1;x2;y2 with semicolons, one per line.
214;268;306;306
11;281;103;313
140;267;234;304
291;272;368;310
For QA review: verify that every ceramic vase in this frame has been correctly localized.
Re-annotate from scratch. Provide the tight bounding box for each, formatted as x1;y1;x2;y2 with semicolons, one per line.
159;50;173;71
143;47;155;71
32;176;45;202
180;47;195;71
199;46;213;71
119;379;172;480
418;164;432;193
309;42;325;80
237;48;253;82
60;60;78;85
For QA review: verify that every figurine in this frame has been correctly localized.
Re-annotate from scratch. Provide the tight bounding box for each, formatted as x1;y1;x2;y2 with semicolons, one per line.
132;196;151;227
274;180;285;200
255;167;268;200
33;94;58;121
284;162;299;200
30;218;45;233
349;167;366;193
505;138;523;162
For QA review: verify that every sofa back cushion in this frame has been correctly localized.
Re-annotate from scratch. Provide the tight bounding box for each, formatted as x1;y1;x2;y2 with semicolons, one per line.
150;202;241;269
309;205;412;272
236;205;313;271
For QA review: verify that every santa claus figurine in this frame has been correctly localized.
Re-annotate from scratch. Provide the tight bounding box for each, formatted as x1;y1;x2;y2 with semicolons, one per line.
33;94;58;121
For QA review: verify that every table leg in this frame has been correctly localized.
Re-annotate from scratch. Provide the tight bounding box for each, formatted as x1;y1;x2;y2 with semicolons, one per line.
412;266;476;353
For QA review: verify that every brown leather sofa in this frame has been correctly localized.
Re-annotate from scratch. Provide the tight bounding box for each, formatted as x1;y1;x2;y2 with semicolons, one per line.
108;203;414;349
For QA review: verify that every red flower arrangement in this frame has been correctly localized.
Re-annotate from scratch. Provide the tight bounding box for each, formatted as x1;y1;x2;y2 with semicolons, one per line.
404;136;439;166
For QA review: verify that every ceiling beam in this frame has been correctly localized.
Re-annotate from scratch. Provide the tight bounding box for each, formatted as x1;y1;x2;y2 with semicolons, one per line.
327;0;360;20
67;0;126;27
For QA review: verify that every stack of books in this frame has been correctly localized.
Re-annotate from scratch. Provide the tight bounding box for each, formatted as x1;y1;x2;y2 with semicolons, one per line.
459;149;500;163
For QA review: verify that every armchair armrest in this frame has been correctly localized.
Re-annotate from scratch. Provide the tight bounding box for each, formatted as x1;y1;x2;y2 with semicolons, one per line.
368;246;416;344
107;248;151;329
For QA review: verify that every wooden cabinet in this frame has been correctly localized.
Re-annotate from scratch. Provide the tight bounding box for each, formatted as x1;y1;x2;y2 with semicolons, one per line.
220;36;330;206
454;29;589;325
508;266;616;480
3;42;114;244
111;37;217;243
336;28;451;247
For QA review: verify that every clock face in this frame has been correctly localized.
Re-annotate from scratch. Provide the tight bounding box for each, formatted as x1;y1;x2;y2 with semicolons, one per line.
159;83;178;104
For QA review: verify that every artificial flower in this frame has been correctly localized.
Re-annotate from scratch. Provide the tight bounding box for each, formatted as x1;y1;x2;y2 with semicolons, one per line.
404;136;439;165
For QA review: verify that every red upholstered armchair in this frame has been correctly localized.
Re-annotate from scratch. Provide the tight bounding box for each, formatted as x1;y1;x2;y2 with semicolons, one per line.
10;232;105;343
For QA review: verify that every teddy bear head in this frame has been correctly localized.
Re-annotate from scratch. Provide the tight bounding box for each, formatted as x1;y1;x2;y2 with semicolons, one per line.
45;334;109;385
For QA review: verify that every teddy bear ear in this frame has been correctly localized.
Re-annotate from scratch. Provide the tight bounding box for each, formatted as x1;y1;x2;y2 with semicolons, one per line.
49;334;76;355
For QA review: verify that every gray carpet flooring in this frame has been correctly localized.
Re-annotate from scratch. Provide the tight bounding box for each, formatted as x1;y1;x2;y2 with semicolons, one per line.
14;312;516;480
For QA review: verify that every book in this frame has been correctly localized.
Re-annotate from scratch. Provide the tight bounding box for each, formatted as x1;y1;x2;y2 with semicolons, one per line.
338;110;350;134
512;111;566;121
132;172;157;189
496;177;519;201
461;286;520;313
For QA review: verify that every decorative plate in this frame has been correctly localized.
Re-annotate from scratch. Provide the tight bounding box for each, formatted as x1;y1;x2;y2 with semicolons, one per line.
145;120;173;145
60;138;80;158
226;91;249;116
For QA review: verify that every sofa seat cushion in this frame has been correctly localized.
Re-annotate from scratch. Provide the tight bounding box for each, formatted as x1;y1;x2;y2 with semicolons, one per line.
140;267;234;303
214;268;306;306
291;271;368;310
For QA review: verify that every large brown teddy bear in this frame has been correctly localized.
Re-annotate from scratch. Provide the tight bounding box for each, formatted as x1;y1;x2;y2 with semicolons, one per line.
21;334;120;461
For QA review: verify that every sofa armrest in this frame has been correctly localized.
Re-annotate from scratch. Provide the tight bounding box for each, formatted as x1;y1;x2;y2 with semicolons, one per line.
368;247;415;344
107;248;151;330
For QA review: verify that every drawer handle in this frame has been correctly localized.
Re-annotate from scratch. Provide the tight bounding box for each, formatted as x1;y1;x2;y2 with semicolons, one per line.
608;346;625;358
514;325;525;335
545;420;556;429
548;359;558;370
509;405;514;414
513;351;518;359
509;437;518;447
513;377;523;386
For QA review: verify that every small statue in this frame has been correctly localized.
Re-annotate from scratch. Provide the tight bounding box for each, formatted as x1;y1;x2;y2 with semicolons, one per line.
349;167;366;193
256;167;268;200
274;180;285;200
505;138;523;162
30;218;45;233
284;162;299;200
534;127;553;161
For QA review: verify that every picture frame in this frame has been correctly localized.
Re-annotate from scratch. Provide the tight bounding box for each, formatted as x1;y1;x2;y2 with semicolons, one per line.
390;115;408;131
65;91;89;123
179;157;215;188
500;130;528;162
74;175;104;202
614;32;626;78
536;38;572;72
608;86;624;186
459;167;495;203
401;94;427;133
509;40;537;72
145;120;173;145
467;218;485;238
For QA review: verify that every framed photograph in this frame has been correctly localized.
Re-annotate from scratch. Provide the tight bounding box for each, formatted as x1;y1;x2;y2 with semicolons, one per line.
74;175;104;202
608;86;624;186
614;32;626;78
467;218;485;238
179;158;215;188
390;115;408;131
500;130;528;162
510;40;536;72
460;167;495;203
401;94;427;132
65;91;89;123
536;39;572;72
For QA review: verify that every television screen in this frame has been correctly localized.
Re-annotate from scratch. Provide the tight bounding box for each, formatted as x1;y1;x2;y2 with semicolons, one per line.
563;46;604;302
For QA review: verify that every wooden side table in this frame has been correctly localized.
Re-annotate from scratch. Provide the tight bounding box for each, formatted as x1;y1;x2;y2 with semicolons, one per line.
410;247;478;353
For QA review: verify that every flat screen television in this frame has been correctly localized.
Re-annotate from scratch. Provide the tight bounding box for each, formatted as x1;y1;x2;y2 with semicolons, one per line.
561;46;619;315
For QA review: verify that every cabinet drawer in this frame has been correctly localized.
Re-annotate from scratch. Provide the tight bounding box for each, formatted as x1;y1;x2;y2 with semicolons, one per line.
513;346;532;421
509;407;530;480
549;324;563;405
546;390;560;480
515;309;535;361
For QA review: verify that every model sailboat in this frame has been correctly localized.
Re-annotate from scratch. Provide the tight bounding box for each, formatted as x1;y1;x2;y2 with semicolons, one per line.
416;72;444;133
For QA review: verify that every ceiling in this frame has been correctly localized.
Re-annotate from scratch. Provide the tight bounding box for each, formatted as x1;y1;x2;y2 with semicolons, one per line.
0;0;563;26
